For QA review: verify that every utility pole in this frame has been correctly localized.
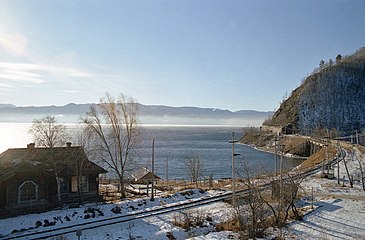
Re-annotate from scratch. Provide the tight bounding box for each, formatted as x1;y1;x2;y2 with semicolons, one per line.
274;137;278;176
337;140;340;184
166;156;168;184
280;138;283;178
229;132;239;205
349;143;354;188
323;130;329;174
279;136;284;222
151;139;155;201
166;156;169;191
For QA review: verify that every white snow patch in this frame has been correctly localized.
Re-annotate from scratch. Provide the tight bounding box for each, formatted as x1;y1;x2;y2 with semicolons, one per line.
2;147;365;239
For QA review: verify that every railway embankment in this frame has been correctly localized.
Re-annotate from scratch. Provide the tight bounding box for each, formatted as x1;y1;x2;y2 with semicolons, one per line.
240;129;339;170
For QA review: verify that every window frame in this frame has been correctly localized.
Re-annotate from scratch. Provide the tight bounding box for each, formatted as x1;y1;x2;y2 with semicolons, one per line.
18;180;39;204
71;175;89;193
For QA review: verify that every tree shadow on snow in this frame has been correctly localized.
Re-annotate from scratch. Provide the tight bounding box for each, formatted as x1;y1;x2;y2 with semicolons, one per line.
291;199;364;239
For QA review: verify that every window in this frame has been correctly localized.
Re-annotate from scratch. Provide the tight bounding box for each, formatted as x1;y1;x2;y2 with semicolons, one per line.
18;180;38;203
59;177;68;193
71;176;89;193
71;176;78;192
80;176;89;192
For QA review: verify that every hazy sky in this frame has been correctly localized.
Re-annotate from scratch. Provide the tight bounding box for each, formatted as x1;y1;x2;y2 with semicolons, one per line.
0;0;364;111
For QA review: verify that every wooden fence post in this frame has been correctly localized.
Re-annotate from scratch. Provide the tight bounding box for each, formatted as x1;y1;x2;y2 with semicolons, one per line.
311;186;314;209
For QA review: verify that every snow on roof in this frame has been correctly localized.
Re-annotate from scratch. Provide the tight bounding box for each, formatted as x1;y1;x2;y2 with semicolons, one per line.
131;167;161;181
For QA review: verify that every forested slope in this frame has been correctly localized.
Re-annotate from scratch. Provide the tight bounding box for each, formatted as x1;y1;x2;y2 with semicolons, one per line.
265;47;365;135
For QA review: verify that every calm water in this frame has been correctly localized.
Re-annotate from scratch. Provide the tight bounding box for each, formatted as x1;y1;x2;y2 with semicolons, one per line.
0;123;302;179
134;126;302;179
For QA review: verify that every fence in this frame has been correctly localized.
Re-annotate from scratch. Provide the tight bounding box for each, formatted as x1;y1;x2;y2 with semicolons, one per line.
98;176;230;202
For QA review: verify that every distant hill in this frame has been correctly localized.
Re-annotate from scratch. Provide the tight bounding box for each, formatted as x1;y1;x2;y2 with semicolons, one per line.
0;103;272;126
0;104;16;109
265;47;365;134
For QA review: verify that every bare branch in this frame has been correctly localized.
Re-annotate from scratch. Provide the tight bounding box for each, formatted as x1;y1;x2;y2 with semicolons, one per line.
81;93;140;199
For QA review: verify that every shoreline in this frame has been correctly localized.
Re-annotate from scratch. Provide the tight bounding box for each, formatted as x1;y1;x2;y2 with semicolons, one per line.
239;142;308;160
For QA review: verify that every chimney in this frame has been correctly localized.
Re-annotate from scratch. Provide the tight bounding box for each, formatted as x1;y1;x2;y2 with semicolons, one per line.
27;143;35;149
66;142;72;148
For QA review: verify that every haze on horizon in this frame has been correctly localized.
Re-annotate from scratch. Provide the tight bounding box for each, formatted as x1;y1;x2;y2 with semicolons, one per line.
0;0;364;112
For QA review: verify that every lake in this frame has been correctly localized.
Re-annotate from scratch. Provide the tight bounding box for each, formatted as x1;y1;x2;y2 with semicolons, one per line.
0;123;302;179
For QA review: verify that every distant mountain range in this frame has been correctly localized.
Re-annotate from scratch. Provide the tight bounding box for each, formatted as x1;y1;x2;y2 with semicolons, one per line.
0;103;272;126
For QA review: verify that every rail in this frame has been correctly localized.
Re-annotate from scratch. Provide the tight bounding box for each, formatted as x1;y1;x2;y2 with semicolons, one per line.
1;145;346;240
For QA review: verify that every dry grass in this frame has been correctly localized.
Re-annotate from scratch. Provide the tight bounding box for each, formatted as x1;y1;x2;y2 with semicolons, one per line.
172;210;211;231
355;144;365;155
282;136;310;156
298;146;336;170
241;130;275;148
215;218;241;232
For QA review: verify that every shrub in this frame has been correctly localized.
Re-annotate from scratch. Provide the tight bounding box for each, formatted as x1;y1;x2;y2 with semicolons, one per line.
35;220;42;228
84;207;104;218
111;206;122;214
172;210;208;230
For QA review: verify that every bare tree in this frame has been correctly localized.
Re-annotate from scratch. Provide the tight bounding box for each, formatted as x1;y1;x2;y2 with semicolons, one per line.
82;93;140;199
70;129;91;201
184;152;203;187
30;116;66;148
234;159;303;238
263;172;303;228
234;160;270;238
354;151;365;191
29;115;67;202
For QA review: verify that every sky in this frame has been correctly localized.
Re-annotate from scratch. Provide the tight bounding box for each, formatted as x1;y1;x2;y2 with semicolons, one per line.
0;0;364;112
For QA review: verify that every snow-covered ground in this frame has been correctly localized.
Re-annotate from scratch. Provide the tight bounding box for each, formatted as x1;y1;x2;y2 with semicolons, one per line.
2;146;365;239
0;189;235;240
284;147;365;240
286;197;365;239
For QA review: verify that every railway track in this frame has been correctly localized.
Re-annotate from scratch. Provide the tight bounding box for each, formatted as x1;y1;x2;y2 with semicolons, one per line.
2;147;346;240
1;190;236;240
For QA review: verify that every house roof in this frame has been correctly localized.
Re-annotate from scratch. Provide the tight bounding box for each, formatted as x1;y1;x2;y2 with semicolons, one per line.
0;143;107;182
131;167;161;181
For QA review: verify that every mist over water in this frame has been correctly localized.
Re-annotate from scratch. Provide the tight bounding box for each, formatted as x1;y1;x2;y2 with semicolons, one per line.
0;123;303;179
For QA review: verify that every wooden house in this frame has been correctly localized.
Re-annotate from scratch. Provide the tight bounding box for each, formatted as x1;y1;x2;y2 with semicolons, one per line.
0;142;107;216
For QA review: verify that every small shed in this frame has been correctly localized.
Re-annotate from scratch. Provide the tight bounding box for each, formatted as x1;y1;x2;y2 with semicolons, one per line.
321;164;335;179
131;167;161;184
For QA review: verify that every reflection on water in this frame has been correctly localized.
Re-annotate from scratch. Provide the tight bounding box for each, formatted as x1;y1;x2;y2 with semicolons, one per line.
1;123;303;179
0;123;33;153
